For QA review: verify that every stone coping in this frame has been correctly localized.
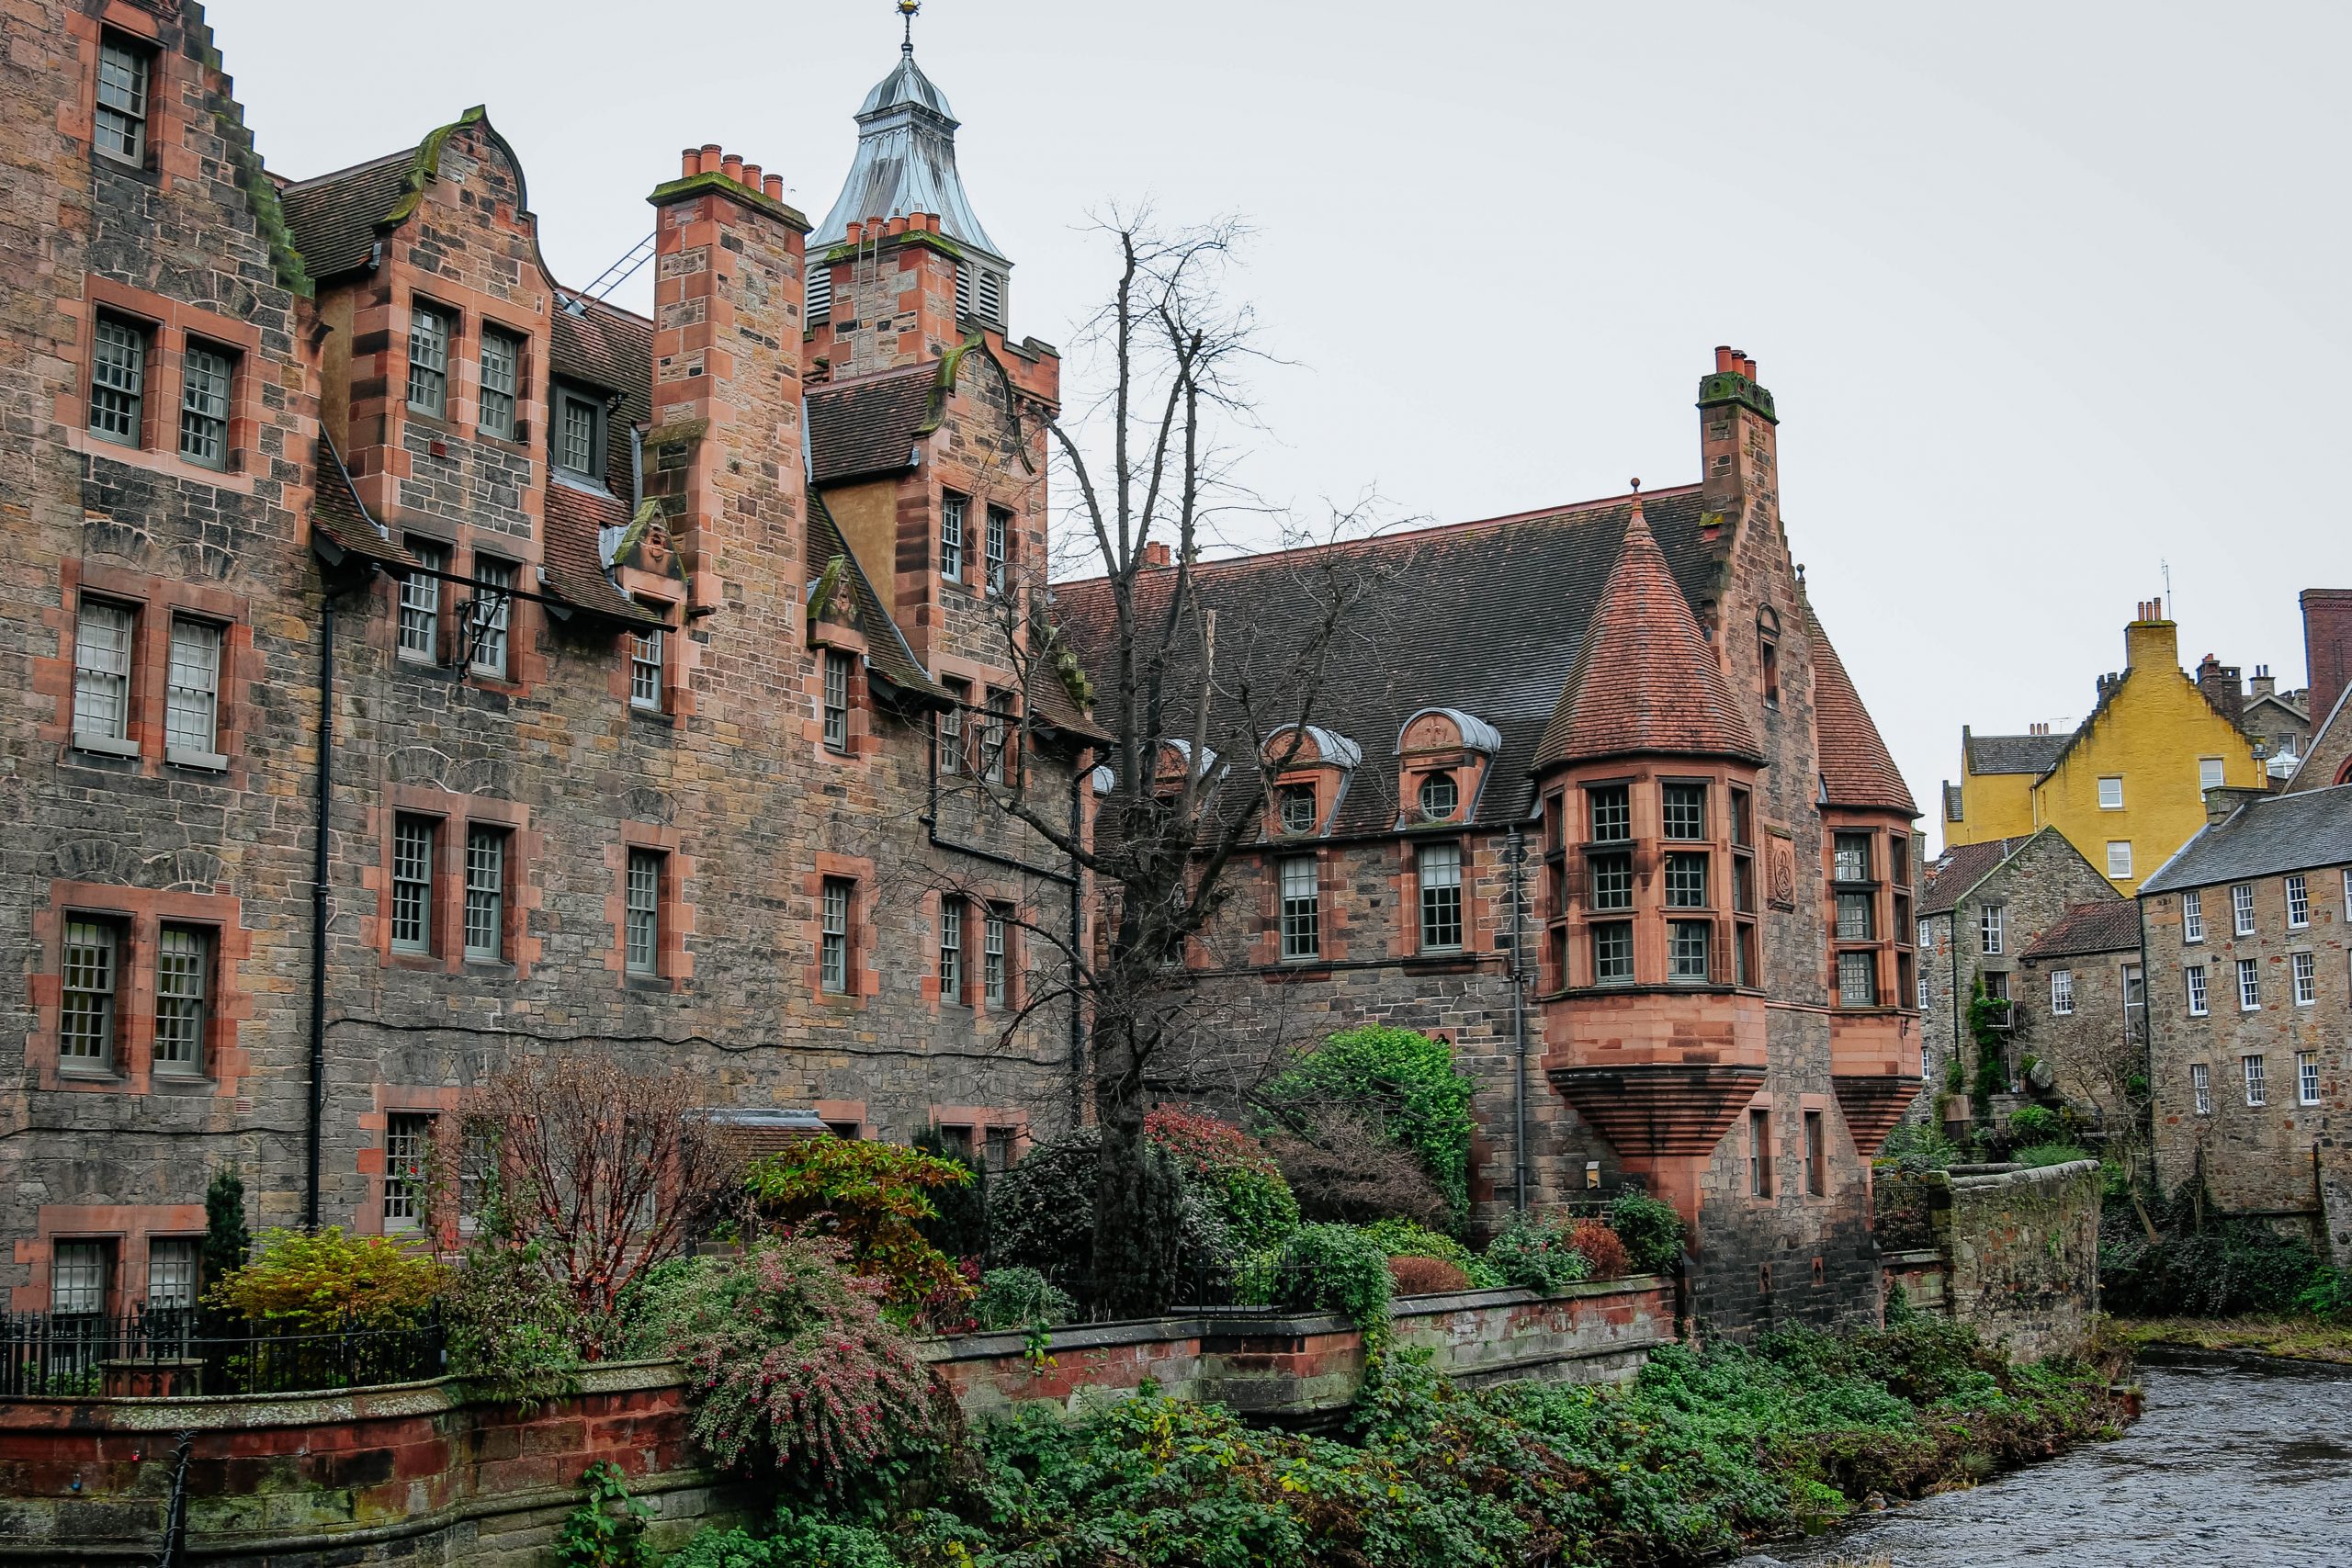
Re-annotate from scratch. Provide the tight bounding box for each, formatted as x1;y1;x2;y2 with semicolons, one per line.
1950;1158;2099;1190
1883;1248;1945;1267
0;1358;689;1432
918;1276;1669;1364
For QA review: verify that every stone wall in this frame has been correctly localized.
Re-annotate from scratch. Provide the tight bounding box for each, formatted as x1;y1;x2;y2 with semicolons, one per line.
0;1359;735;1566
1872;1158;2102;1360
923;1277;1677;1424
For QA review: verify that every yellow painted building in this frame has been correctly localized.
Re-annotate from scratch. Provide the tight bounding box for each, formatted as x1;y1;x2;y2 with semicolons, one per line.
1941;602;2267;894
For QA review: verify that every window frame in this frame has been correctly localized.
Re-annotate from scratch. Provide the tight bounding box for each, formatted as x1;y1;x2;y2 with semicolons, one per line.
938;678;968;776
51;1238;111;1321
88;310;150;446
1803;1110;1826;1197
93;31;154;167
1979;903;2005;956
1668;919;1713;985
398;539;447;663
2198;756;2225;792
1417;840;1464;953
2097;775;2124;810
1661;782;1707;841
60;916;122;1072
176;339;235;468
1276;784;1317;836
629;617;665;712
940;491;967;582
1591;919;1634;985
2191;1062;2211;1116
145;1236;199;1312
1278;854;1321;962
73;597;138;751
390;813;437;955
939;897;966;1004
2106;840;2133;880
2232;883;2256;937
983;903;1010;1007
983;503;1011;595
406;301;452;418
2049;968;2075;1016
2186;964;2208;1017
624;848;663;977
1747;1108;1773;1197
820;877;853;995
1666;851;1709;910
1832;831;1873;884
2242;1054;2267;1109
477;326;523;442
1417;771;1460;822
467;558;515;681
2291;950;2315;1007
2182;890;2203;944
1836;948;1877;1008
163;614;224;764
552;382;607;479
1587;784;1631;844
152;922;209;1076
2286;874;2310;930
2235;956;2260;1012
383;1111;432;1230
2298;1051;2321;1107
821;649;853;752
462;825;508;963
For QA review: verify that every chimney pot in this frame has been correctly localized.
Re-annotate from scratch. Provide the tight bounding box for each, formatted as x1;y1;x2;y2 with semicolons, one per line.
699;142;721;172
741;162;762;189
681;147;701;177
1742;356;1758;381
720;152;744;182
887;215;908;237
1715;345;1736;373
763;175;785;200
1142;541;1172;570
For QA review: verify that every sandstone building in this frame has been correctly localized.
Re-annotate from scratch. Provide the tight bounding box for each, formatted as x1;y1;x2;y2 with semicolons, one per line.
1;0;1924;1337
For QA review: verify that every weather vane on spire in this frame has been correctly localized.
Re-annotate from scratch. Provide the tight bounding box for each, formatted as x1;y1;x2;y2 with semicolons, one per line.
899;0;920;54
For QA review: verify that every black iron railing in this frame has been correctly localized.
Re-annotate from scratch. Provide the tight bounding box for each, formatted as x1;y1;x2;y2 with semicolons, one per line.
0;1308;446;1399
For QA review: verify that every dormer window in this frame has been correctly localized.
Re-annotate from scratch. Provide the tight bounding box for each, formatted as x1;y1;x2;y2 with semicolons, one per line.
553;383;606;479
95;34;153;166
1417;772;1458;822
1277;784;1317;835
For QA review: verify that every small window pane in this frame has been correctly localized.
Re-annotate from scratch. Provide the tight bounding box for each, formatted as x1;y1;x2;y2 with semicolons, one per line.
51;1241;108;1316
2186;964;2208;1017
1666;852;1708;909
1280;856;1320;960
464;828;505;960
407;305;449;415
469;560;514;678
2107;840;2132;879
90;314;145;443
2292;951;2315;1006
2299;1052;2321;1106
1837;949;1876;1007
1588;784;1629;843
2198;757;2225;791
820;878;851;994
985;505;1011;594
631;622;664;710
2098;776;2123;809
74;601;135;742
146;1238;199;1312
2182;890;2203;943
391;815;435;953
1662;784;1706;840
1589;852;1633;912
178;344;232;466
95;39;150;163
822;651;851;751
2237;957;2260;1011
384;1113;431;1228
2232;884;2255;936
1669;919;1712;982
2286;874;2309;928
1980;904;2005;955
61;919;118;1067
2243;1055;2266;1108
1592;920;1634;984
941;493;967;580
479;330;520;439
2050;969;2074;1015
399;541;447;661
164;617;221;755
939;899;964;1000
626;849;662;976
1419;842;1463;951
153;925;208;1072
983;905;1009;1006
1835;891;1873;941
2191;1063;2211;1115
1833;832;1873;882
558;391;598;475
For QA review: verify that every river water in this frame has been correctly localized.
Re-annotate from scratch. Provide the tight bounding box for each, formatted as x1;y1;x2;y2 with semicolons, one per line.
1731;1348;2352;1568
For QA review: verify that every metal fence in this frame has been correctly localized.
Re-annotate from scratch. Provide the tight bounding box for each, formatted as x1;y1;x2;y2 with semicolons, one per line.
0;1308;446;1399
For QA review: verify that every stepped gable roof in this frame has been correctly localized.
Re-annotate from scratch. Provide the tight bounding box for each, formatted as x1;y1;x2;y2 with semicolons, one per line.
809;47;1006;265
808;364;935;484
808;491;944;701
280;149;413;278
2019;900;2141;961
1806;605;1917;815
1533;493;1763;770
1918;833;2037;915
1964;730;2070;776
1052;484;1740;834
2141;782;2352;894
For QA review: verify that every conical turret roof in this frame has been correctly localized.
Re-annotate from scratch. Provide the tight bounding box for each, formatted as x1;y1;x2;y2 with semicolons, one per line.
1534;495;1764;768
1805;604;1917;813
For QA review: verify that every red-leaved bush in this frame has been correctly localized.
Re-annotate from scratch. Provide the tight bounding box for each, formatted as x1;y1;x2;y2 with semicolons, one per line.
1568;1218;1632;1280
623;1235;945;1490
1387;1254;1469;1296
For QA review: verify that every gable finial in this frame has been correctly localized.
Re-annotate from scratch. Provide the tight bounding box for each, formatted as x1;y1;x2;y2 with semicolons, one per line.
899;0;920;54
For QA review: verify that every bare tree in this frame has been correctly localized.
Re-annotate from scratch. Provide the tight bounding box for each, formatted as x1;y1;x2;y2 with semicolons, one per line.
441;1056;732;1348
956;212;1393;1314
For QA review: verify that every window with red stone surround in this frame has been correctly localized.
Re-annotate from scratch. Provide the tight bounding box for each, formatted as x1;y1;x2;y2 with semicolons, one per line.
14;1204;207;1314
608;825;695;987
928;1105;1029;1168
356;1087;466;1238
64;279;266;485
1823;816;1913;1012
807;853;878;1000
69;6;178;182
40;563;258;783
1541;764;1753;992
29;885;251;1096
368;790;541;976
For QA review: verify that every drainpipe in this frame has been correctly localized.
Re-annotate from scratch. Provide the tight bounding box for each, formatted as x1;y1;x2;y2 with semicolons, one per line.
1508;823;1529;1214
305;595;334;1231
1067;759;1089;1130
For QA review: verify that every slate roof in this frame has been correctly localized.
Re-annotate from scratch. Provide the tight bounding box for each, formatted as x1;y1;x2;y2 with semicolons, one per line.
280;150;412;278
1806;605;1916;815
308;434;414;567
1919;834;2037;916
1053;484;1814;835
1534;496;1762;769
542;479;659;627
2018;899;2142;961
551;298;654;429
808;365;935;484
808;491;944;702
2140;783;2352;894
1965;731;2070;776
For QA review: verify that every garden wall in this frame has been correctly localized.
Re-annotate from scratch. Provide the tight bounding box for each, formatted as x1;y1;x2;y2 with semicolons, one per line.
0;1359;736;1566
1872;1159;2102;1360
925;1276;1677;1424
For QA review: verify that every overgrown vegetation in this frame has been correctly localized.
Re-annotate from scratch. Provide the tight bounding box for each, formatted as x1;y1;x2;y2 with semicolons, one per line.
2098;1179;2324;1318
1606;1193;1687;1275
649;1317;2126;1567
1144;1106;1301;1255
1484;1217;1593;1293
745;1137;977;1321
1261;1025;1480;1230
206;1227;445;1331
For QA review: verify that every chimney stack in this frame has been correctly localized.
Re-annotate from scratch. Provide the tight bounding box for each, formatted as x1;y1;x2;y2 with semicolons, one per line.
2303;589;2352;726
1141;540;1173;570
2249;665;2276;701
2194;652;2245;726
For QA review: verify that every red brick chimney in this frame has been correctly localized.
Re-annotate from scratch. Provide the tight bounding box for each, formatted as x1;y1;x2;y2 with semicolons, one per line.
2195;653;2244;727
2304;589;2352;726
1140;540;1172;570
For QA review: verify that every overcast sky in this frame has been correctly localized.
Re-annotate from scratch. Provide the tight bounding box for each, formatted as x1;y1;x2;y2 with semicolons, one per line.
216;1;2352;843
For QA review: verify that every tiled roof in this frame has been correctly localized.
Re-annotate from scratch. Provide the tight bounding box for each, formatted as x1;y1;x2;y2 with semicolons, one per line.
2140;783;2352;894
809;491;945;701
1806;605;1916;815
1535;496;1762;769
280;150;412;278
1964;731;2070;776
541;479;659;627
308;434;414;567
2019;899;2141;961
1919;834;2037;916
807;365;936;484
550;298;654;431
1055;485;1756;834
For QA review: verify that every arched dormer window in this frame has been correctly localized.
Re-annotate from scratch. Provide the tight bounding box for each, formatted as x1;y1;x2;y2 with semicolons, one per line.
1261;723;1360;839
1757;607;1781;708
1394;707;1499;831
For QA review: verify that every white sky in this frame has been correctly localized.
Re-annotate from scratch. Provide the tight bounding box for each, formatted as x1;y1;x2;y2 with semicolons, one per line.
216;1;2352;844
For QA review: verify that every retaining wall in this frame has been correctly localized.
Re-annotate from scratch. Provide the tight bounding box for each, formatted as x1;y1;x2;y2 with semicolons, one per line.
1873;1158;2102;1360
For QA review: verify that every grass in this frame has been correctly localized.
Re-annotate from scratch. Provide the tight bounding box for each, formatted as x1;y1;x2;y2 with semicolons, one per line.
2103;1314;2352;1365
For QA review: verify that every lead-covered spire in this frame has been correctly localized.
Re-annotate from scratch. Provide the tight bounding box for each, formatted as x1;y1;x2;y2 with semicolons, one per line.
808;39;1008;272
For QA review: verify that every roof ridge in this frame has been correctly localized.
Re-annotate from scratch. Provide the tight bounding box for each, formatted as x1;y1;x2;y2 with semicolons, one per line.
281;146;413;190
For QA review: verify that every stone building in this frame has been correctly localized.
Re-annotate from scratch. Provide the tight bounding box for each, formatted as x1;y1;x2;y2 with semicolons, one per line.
1059;348;1926;1337
1939;604;2270;896
2014;899;2144;1122
2142;785;2352;1262
0;4;1092;1314
0;0;1928;1337
1916;829;2123;1127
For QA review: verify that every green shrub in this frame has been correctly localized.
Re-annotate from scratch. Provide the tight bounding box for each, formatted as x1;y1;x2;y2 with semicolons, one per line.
2297;1267;2348;1323
910;1126;989;1261
971;1267;1072;1331
1145;1107;1300;1255
206;1227;444;1331
552;1461;652;1568
744;1138;973;1316
661;1505;902;1568
1355;1217;1503;1288
201;1167;250;1287
2013;1142;2092;1168
1608;1191;1688;1274
985;1128;1225;1289
1484;1218;1590;1293
1877;1122;1960;1174
2099;1180;2322;1316
1261;1025;1479;1229
618;1236;945;1501
2007;1104;2062;1143
1241;1223;1395;1335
